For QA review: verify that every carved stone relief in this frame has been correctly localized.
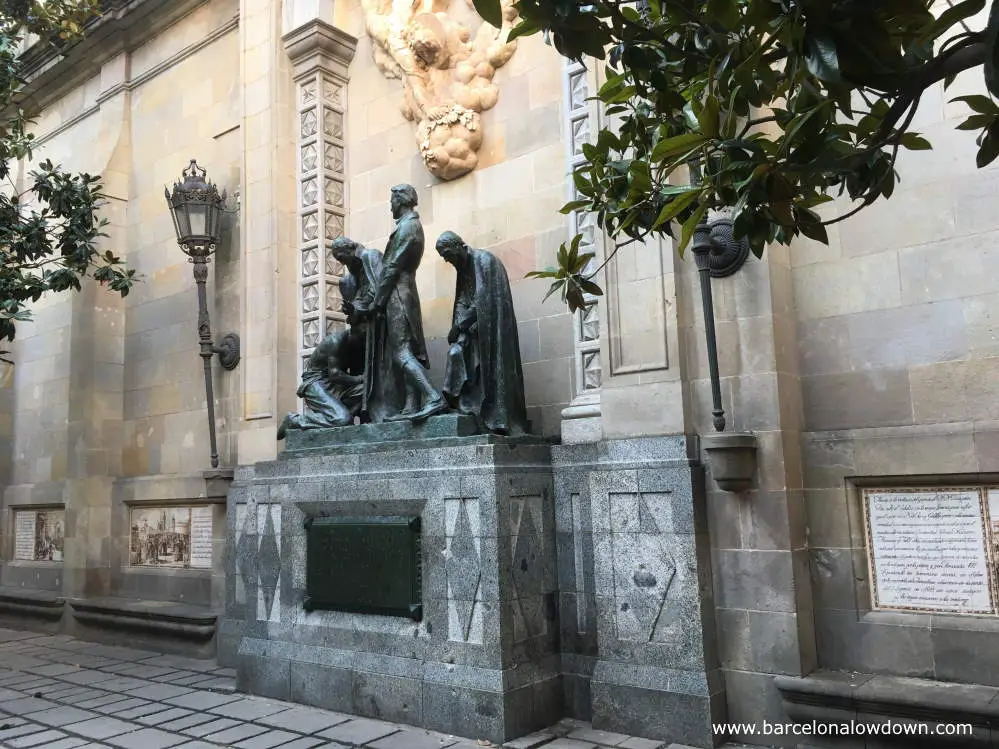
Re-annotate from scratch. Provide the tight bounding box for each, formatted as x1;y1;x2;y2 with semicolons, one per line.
360;0;519;180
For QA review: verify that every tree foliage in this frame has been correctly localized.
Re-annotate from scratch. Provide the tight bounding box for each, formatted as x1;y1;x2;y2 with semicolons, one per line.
474;0;999;311
0;1;136;363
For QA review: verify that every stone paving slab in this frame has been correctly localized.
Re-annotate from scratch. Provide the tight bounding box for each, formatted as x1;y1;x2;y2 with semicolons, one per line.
0;627;764;749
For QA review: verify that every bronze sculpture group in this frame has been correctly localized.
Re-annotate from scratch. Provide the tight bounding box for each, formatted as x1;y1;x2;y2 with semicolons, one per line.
278;183;529;440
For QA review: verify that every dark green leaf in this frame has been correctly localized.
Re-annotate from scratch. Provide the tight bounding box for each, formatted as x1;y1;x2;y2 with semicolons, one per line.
542;280;565;303
698;96;720;138
652;190;700;229
919;0;985;43
650;133;707;162
804;33;842;84
506;19;540;42
977;131;999;167
951;95;999;115
677;204;707;255
472;0;504;28
560;200;590;214
957;113;995;130
899;133;932;150
984;0;999;97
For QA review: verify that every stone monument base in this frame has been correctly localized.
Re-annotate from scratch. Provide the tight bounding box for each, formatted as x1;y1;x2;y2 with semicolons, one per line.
221;416;560;744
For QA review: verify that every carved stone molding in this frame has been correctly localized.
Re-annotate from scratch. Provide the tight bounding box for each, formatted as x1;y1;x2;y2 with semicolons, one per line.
360;0;520;180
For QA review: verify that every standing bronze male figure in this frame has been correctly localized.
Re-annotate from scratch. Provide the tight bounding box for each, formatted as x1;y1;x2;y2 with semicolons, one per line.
436;231;529;436
353;184;447;422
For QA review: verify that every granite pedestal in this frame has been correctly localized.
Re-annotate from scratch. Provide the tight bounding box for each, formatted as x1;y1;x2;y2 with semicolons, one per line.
553;436;725;748
220;415;562;744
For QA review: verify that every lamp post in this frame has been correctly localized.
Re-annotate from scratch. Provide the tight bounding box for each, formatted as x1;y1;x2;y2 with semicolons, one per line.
689;216;750;432
164;159;240;468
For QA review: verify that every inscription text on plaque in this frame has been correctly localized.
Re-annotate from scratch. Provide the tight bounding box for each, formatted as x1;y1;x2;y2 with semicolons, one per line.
864;488;999;615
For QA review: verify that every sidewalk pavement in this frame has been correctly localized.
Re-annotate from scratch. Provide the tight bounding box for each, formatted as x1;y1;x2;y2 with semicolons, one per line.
0;627;743;749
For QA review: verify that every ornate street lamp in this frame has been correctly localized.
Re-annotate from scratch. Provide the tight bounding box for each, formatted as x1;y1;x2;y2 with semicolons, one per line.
690;216;750;432
165;159;240;468
689;215;759;492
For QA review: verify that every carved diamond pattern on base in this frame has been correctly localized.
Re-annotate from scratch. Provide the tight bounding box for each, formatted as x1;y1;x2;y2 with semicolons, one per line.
323;108;343;139
608;492;681;643
302;213;319;242
326;213;344;240
510;496;545;640
580;303;599;342
326;317;344;335
301;109;318;138
302;283;320;314
325;178;344;208
583;352;601;390
302;178;318;208
302;319;321;349
301;144;318;173
446;498;482;643
257;504;282;623
569;69;587;111
325;144;344;172
234;503;254;607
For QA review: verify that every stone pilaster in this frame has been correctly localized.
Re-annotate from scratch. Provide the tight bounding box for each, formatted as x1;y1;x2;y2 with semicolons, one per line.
282;20;357;379
236;0;296;463
560;59;604;444
57;54;132;600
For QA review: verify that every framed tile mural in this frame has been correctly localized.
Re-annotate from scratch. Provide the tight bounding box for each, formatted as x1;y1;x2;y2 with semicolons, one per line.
129;506;213;569
13;509;65;562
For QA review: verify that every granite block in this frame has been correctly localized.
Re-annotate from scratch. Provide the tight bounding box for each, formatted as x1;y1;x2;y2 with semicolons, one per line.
235;653;290;701
352;670;423;725
288;661;354;713
591;679;722;748
421;680;506;742
563;672;593;721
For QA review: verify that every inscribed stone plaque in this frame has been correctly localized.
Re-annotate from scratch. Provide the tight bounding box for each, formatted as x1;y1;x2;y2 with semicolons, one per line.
189;506;214;568
129;506;212;569
14;510;64;561
864;488;994;614
304;515;422;620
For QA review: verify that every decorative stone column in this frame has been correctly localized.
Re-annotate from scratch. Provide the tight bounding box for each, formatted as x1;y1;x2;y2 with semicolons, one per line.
282;21;356;378
560;59;604;444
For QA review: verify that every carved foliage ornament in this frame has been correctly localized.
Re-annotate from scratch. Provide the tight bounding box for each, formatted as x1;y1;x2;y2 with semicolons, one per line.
361;0;520;180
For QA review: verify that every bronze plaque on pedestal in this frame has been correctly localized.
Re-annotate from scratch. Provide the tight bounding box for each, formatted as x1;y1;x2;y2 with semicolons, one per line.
303;515;422;620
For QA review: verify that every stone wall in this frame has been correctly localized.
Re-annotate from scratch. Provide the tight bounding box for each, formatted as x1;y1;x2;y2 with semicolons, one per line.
1;0;242;606
795;65;999;695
